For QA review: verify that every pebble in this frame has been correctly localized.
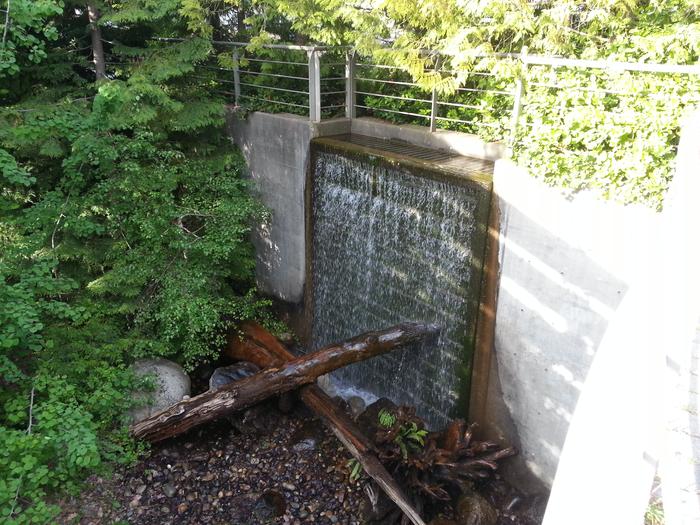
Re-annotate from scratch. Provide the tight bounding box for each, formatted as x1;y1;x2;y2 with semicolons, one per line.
59;406;366;524
292;437;317;452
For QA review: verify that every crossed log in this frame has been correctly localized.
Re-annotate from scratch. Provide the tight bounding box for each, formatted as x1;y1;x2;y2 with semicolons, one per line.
129;323;437;524
129;322;435;524
224;321;432;525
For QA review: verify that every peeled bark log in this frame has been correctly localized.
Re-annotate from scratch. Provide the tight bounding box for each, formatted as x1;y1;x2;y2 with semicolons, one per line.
130;323;435;443
226;322;428;525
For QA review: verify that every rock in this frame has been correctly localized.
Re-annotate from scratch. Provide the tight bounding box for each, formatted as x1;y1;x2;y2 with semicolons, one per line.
428;520;458;525
347;396;366;419
209;361;260;390
292;438;317;452
129;358;191;423
252;490;286;520
316;374;337;397
192;361;216;388
455;493;497;525
356;398;398;437
162;482;177;498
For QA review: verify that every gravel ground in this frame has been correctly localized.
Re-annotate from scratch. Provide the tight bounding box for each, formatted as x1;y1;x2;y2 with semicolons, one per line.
59;402;365;525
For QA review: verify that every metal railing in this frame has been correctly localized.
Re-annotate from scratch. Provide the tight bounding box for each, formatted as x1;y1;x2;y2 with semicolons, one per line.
200;41;700;141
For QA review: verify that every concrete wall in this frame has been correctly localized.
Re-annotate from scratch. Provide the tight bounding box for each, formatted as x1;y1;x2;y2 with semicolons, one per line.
225;111;501;309
225;110;349;306
488;160;660;490
350;117;504;161
539;109;700;525
227;108;689;497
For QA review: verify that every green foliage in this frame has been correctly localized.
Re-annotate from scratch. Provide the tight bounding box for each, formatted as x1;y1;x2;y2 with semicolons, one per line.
645;500;664;525
249;0;700;207
513;66;697;208
377;409;427;459
347;408;428;482
3;0;699;520
1;1;270;521
346;458;363;482
0;0;63;79
378;408;396;428
394;421;428;460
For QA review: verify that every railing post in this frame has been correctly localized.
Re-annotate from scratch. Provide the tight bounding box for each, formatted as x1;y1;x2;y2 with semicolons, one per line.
345;50;356;119
430;86;438;132
308;49;321;122
429;56;442;132
232;49;241;107
509;46;529;151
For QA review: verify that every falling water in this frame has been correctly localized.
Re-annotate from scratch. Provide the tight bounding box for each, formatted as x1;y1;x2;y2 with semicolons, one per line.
309;142;490;428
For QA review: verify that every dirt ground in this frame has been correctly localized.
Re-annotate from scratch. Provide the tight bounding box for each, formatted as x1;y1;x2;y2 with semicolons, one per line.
58;402;365;525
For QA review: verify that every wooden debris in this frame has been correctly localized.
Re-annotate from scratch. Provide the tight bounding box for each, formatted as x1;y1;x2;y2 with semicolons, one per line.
130;323;435;446
225;321;429;525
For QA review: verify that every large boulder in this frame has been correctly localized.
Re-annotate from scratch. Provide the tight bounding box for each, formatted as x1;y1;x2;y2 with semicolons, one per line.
129;358;191;423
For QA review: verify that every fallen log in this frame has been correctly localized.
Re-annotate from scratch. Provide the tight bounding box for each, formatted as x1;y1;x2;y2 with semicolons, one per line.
225;322;428;525
130;322;435;444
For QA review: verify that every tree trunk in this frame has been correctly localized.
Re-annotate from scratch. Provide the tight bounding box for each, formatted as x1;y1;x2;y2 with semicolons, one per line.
130;323;436;443
225;322;428;525
236;1;246;37
88;4;105;80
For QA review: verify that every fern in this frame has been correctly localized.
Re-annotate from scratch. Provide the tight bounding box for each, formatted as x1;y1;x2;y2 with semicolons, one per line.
378;408;397;428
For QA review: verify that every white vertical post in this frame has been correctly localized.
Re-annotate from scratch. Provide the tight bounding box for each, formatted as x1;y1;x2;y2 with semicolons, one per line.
429;56;442;132
308;49;321;122
232;49;241;107
345;50;356;119
509;46;529;151
430;86;438;132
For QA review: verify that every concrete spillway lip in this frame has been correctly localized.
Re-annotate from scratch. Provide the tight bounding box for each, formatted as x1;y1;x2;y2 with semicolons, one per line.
312;133;494;189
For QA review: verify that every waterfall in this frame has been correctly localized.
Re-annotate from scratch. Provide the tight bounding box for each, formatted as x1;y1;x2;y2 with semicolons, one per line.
309;140;491;428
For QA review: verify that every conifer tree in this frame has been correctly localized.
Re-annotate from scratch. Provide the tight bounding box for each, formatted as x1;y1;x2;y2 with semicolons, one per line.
1;2;269;520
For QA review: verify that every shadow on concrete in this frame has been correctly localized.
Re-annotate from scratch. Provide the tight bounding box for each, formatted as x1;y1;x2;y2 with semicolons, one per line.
489;196;629;492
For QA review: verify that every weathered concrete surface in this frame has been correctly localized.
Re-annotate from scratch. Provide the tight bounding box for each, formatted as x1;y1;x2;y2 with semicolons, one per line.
351;117;504;161
225;111;501;310
492;110;700;517
490;160;659;490
662;323;700;525
656;110;700;525
541;113;700;525
225;110;349;304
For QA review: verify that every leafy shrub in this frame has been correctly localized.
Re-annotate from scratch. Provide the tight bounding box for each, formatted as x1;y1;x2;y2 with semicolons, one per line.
1;13;271;524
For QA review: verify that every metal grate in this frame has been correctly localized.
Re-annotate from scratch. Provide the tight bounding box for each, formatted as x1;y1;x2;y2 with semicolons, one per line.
321;134;494;178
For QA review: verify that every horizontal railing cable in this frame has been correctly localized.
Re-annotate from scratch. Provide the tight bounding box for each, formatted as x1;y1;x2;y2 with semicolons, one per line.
239;94;309;109
177;38;700;137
